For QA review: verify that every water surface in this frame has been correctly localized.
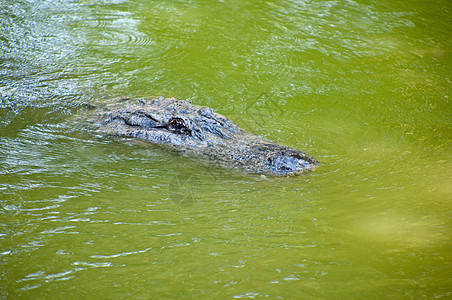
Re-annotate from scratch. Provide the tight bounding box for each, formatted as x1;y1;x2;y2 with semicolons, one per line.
1;0;451;298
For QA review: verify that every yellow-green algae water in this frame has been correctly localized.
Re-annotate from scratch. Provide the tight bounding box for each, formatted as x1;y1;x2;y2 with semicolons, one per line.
1;0;451;298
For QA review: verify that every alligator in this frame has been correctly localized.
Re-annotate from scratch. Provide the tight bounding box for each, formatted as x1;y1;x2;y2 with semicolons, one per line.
87;96;319;175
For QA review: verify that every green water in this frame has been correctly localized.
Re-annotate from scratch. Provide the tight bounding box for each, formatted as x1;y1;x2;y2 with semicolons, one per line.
1;0;451;298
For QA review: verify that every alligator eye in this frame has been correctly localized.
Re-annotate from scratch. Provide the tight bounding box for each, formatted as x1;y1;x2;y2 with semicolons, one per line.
167;117;189;133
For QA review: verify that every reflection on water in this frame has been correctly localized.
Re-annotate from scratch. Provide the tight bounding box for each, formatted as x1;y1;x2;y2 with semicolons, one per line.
1;0;451;298
0;1;86;113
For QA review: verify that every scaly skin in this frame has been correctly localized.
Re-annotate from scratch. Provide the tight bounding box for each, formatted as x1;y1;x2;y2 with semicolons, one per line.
90;96;319;175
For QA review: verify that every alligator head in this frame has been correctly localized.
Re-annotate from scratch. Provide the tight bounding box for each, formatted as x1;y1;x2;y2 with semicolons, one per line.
94;96;319;175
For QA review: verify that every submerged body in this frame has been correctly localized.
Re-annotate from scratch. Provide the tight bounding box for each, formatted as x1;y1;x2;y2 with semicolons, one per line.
91;97;318;175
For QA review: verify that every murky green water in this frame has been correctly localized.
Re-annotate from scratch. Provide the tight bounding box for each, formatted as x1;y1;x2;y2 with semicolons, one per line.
1;0;451;298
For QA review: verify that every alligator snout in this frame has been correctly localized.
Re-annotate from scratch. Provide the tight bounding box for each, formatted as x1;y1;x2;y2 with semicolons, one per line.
266;150;318;174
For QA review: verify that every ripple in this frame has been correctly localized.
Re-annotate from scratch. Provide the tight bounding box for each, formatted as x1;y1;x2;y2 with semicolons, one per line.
90;246;153;259
269;0;417;59
80;13;155;47
128;31;155;46
83;18;116;28
91;29;155;46
0;0;88;120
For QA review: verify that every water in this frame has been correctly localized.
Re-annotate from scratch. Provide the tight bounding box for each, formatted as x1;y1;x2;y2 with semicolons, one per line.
1;0;451;298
